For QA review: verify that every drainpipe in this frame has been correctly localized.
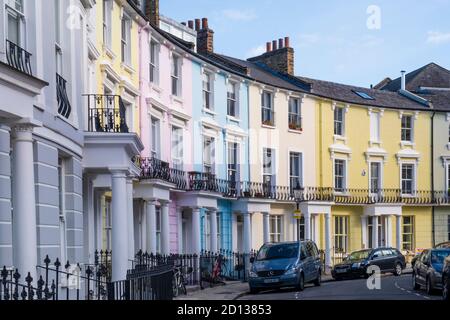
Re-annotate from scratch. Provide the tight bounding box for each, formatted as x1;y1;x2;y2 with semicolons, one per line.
431;112;436;247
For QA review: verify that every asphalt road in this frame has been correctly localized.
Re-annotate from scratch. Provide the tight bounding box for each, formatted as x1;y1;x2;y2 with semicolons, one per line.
238;273;442;300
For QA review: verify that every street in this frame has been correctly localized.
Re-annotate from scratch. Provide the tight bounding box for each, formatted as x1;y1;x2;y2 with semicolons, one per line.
238;274;442;300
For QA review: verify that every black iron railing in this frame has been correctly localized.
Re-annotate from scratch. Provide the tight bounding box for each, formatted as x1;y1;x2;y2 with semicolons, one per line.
138;157;187;189
5;39;32;75
85;94;129;133
188;172;238;197
56;73;72;119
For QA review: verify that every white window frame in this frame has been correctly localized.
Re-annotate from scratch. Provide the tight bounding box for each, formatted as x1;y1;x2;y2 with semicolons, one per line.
401;114;414;143
54;0;63;75
333;158;347;193
289;151;303;190
370;111;381;143
227;141;239;183
288;97;302;131
202;71;214;111
369;161;383;194
151;116;161;159
262;147;276;187
171;125;183;169
121;14;131;65
171;53;182;97
227;81;239;118
216;213;222;249
5;0;25;47
155;207;161;253
202;135;215;174
261;90;275;126
334;216;349;253
334;106;345;136
149;40;160;84
204;213;211;251
269;215;282;243
102;0;112;48
400;162;416;196
402;216;414;251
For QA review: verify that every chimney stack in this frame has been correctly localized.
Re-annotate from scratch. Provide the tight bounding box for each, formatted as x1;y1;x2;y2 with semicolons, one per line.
195;19;201;31
145;0;160;27
248;36;295;75
197;17;214;54
401;70;406;90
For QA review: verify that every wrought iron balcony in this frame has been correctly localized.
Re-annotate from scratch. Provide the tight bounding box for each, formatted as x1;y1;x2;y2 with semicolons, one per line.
188;172;238;197
238;181;294;201
56;73;72;119
5;39;32;76
139;157;187;189
85;94;129;133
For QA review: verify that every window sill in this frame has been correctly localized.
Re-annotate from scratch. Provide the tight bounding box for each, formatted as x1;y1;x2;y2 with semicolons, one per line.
369;140;382;147
226;115;240;123
103;45;115;60
55;113;79;130
261;124;276;129
400;141;415;148
121;62;135;74
288;128;303;134
334;135;347;143
171;95;184;105
150;83;163;93
202;108;216;117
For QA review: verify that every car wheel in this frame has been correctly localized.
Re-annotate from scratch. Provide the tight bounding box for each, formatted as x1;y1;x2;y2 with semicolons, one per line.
394;262;402;276
314;270;322;286
426;277;434;295
412;273;420;290
296;273;305;291
443;277;450;301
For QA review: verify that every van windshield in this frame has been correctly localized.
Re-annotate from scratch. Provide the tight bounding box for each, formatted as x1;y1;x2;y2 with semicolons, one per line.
256;243;299;261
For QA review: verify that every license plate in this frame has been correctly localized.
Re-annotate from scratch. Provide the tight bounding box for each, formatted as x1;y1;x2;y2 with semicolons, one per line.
264;278;279;283
336;269;347;273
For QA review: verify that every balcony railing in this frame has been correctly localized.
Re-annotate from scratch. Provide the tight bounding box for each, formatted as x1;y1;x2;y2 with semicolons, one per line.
139;157;187;190
85;94;129;133
5;39;32;76
188;172;238;197
56;73;72;119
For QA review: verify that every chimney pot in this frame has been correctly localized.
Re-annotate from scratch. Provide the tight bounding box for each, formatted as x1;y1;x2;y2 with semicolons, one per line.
195;19;201;31
145;0;160;27
284;37;290;48
188;20;194;29
279;38;284;49
202;18;208;30
401;70;406;90
272;40;277;51
266;42;272;52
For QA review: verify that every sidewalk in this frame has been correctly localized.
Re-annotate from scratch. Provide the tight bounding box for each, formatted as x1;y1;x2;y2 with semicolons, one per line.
175;274;335;300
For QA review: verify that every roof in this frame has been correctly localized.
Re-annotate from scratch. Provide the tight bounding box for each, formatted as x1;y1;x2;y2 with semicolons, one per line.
294;75;430;111
377;63;450;92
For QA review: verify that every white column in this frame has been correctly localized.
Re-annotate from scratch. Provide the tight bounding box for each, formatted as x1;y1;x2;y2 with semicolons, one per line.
262;212;270;244
386;215;393;247
111;169;129;281
372;216;379;248
141;201;147;252
83;175;96;264
305;212;311;240
177;207;183;254
361;215;368;249
396;215;402;249
12;125;38;279
126;178;135;264
160;201;170;255
243;212;252;253
145;199;157;253
191;207;201;254
210;210;218;252
324;212;332;271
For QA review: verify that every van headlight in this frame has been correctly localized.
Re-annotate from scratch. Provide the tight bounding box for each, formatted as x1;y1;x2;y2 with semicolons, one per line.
249;271;258;278
284;267;299;275
352;263;361;268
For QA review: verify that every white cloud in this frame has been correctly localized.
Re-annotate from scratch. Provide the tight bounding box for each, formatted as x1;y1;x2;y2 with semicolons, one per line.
221;9;257;22
246;45;266;58
427;31;450;44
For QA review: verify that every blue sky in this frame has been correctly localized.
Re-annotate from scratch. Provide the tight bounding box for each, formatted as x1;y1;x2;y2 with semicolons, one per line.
160;0;450;87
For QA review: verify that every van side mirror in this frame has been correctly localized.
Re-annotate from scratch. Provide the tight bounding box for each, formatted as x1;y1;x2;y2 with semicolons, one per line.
250;257;255;264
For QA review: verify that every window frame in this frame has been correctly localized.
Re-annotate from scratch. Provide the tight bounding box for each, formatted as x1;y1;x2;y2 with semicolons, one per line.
216;213;222;249
402;216;414;251
149;40;160;84
401;115;413;143
5;0;25;47
369;161;382;194
171;54;182;97
171;125;183;169
202;135;215;174
261;90;275;126
202;71;214;110
262;148;276;187
151;116;161;159
333;158;347;192
400;163;415;196
227;142;239;183
227;81;239;118
269;215;282;243
334;107;345;136
370;111;381;143
289;151;302;191
334;216;349;253
102;0;112;48
121;15;132;65
288;97;302;131
155;206;161;253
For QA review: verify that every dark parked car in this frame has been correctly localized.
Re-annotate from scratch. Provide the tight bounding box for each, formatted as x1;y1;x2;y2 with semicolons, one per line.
412;248;450;294
248;240;322;294
332;247;406;280
442;256;450;300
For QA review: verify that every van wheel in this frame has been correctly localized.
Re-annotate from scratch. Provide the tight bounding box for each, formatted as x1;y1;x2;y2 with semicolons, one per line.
394;262;402;276
296;273;305;291
412;273;420;290
426;277;434;295
314;270;322;286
